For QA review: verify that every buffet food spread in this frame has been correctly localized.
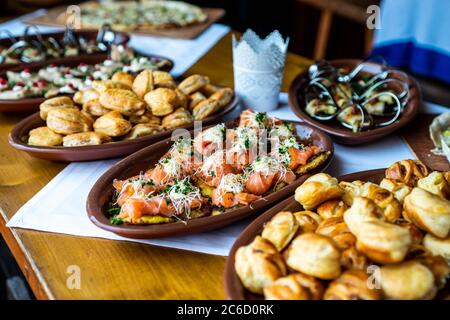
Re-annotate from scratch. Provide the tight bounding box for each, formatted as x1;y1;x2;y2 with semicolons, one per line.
107;109;330;225
233;159;450;300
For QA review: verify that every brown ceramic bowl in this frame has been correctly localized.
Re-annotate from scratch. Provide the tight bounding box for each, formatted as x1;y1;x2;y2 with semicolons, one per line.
86;121;334;239
0;30;130;71
223;168;450;300
288;59;421;145
8;95;239;162
0;51;173;114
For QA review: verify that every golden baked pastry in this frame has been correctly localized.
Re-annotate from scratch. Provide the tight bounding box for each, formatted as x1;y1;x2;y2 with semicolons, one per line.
417;171;450;199
178;74;209;95
92;80;131;92
360;182;402;222
123;123;163;140
263;273;324;300
129;111;161;125
200;84;218;96
192;98;221;120
73;89;100;105
340;246;369;270
324;270;381;300
39;96;75;120
62;131;112;147
315;217;356;251
316;200;348;219
111;71;135;88
47;107;92;135
385;159;429;187
93;111;132;137
189;91;207;110
175;89;189;109
132;69;154;98
294;173;344;210
395;220;424;245
235;236;287;294
208;87;234;107
28;126;63;146
161;108;193;129
285;233;341;280
379;178;412;204
144;88;177;116
423;233;450;263
153;71;176;89
261;211;299;251
339;180;364;206
293;210;322;233
82;98;110;117
99;88;146;116
344;197;411;264
407;244;450;288
403;187;450;238
377;261;437;300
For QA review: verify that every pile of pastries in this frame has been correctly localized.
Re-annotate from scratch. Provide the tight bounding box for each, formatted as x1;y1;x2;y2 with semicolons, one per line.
235;159;450;300
27;70;234;147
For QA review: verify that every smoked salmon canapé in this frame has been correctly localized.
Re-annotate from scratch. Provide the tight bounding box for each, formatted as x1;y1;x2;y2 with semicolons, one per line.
106;109;332;225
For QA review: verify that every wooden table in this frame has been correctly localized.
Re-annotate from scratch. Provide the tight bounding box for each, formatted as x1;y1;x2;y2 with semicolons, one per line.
0;32;311;300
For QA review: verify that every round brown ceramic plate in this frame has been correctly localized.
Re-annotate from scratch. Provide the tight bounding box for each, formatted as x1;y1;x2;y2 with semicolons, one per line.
224;168;450;300
288;59;421;145
0;51;173;114
8;95;239;162
86;121;334;239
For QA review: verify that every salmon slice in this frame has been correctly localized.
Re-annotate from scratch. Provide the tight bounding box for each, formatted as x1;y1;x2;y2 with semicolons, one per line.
235;192;261;205
288;146;322;170
147;165;172;186
211;189;260;208
244;172;276;195
119;197;175;222
274;169;297;184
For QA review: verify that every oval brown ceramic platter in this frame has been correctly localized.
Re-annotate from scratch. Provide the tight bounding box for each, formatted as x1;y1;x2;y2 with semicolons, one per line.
224;168;450;300
0;51;173;113
288;59;421;145
0;29;130;71
86;121;334;239
8;95;239;162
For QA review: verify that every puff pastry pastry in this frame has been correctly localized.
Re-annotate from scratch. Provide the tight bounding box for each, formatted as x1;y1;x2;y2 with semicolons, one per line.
315;217;356;251
261;211;299;251
82;98;110;117
235;236;287;294
316;200;348;219
377;261;437;300
93;111;132;137
285;233;341;280
39;96;75;120
339;180;364;206
178;74;209;95
324;270;381;300
340;246;369;270
99;88;146;116
344;197;411;264
132;69;154;98
46;107;92;135
379;178;412;204
144;88;177;116
153;71;176;89
403;187;450;238
293;210;322;233
111;71;135;89
175;89;189;109
189;91;207;110
294;173;344;210
263;273;324;300
417;171;450;199
200;84;218;96
423;233;450;263
73;89;99;105
360;182;402;222
385;159;429;187
161;108;193;129
209;88;234;107
192;98;221;120
92;79;131;92
123;123;163;140
28;126;63;146
62;131;112;147
129;111;161;125
395;220;424;245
